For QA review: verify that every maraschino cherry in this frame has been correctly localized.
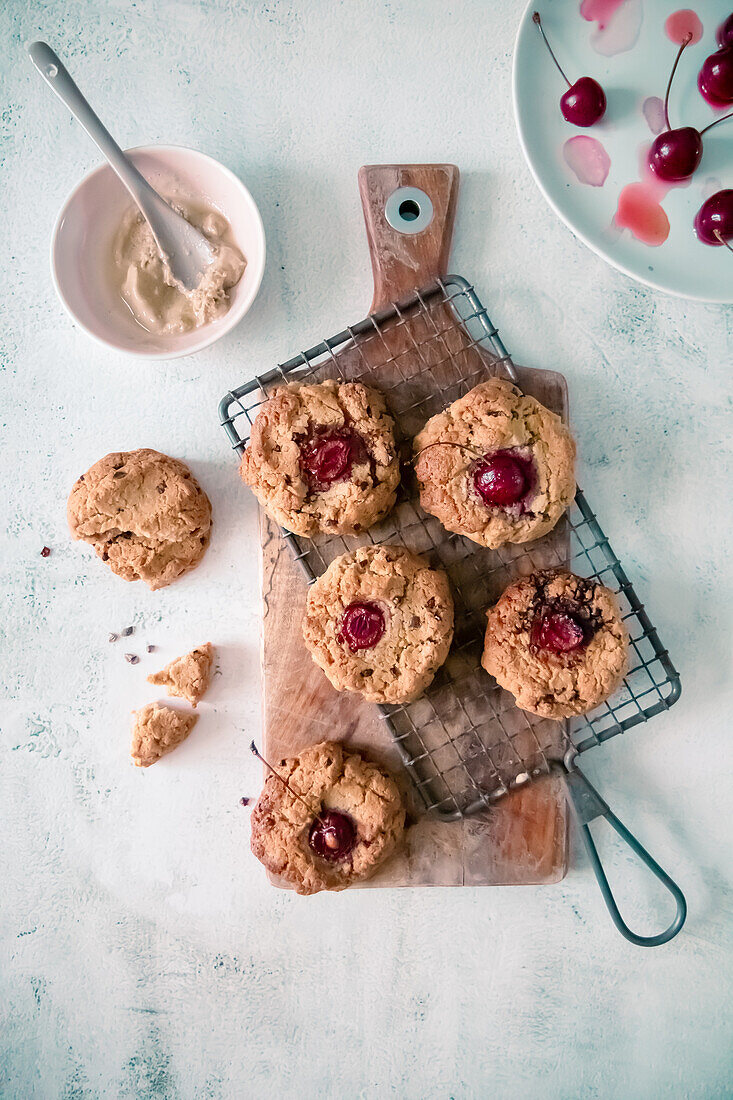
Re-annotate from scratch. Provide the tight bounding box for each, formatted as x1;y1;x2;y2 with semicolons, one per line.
533;12;607;127
717;14;733;49
699;45;733;107
309;810;357;862
473;452;529;507
299;428;362;491
694;189;733;249
531;610;586;654
338;601;386;651
649;35;733;182
250;742;357;863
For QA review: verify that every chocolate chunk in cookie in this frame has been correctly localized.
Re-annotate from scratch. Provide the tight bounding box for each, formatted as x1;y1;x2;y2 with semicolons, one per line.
67;449;212;590
482;570;629;718
131;702;198;767
414;377;576;549
148;643;214;707
249;740;405;894
239;380;400;536
303;544;454;704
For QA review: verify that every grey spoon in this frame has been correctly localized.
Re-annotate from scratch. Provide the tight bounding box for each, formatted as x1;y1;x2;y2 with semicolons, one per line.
28;41;214;292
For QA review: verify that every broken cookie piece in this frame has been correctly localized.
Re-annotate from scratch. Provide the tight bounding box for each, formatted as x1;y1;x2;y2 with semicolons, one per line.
131;702;198;767
147;643;214;707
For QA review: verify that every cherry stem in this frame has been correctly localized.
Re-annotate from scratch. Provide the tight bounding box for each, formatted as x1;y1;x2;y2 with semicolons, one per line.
533;12;571;89
663;33;692;132
250;741;327;826
714;230;733;253
413;440;484;463
699;108;733;136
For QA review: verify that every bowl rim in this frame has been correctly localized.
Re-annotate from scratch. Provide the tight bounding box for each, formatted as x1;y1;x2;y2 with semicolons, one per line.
511;1;733;306
50;143;267;359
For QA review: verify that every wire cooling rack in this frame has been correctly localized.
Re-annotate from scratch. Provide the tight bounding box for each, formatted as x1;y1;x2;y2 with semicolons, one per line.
219;277;681;821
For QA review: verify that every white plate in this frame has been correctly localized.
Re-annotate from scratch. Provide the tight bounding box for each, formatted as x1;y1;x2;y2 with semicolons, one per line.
513;0;733;303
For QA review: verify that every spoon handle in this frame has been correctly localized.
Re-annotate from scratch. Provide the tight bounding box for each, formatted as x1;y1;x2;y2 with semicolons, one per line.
27;42;155;207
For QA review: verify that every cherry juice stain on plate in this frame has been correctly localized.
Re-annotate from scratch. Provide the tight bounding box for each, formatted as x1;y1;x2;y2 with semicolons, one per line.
665;9;703;45
615;182;670;245
563;135;611;185
580;0;643;56
613;143;686;246
642;96;666;134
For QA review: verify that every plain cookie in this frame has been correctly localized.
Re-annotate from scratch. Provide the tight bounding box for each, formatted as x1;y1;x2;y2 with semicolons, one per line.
249;740;405;895
303;544;454;704
482;570;629;718
68;449;212;590
239;380;400;536
414;377;576;549
131;702;199;767
147;643;214;707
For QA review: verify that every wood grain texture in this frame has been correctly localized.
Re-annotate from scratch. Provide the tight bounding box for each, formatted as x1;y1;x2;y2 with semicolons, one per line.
259;165;569;889
359;164;459;311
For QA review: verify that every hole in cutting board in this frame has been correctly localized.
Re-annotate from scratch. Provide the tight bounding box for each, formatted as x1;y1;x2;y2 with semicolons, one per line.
399;198;421;221
384;186;434;235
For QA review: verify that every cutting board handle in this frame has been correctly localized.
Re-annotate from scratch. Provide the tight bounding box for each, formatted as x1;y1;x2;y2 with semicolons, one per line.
358;164;459;313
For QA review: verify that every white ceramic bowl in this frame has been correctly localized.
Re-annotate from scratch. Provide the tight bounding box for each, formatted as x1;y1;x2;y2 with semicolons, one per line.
51;145;266;358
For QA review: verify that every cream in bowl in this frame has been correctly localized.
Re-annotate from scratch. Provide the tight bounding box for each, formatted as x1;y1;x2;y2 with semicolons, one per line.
113;195;245;334
52;145;266;359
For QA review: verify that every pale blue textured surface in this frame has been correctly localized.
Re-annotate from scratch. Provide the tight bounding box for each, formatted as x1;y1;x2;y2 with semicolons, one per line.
1;2;731;1098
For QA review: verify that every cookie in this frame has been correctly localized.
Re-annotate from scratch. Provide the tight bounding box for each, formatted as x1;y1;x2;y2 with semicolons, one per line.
147;643;214;707
303;544;454;704
239;380;400;536
413;377;576;549
131;702;198;767
249;740;405;895
482;570;629;718
68;449;212;590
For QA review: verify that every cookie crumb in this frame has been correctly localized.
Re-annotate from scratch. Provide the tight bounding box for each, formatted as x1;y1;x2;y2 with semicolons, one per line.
239;796;251;807
122;626;134;637
147;643;214;707
125;653;139;665
131;702;198;767
40;546;51;558
146;644;155;653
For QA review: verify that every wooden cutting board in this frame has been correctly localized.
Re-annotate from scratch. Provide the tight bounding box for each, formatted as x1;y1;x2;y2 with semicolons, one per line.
259;164;568;888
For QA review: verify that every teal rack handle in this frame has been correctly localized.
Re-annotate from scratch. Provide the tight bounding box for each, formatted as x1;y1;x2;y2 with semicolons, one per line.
564;764;687;947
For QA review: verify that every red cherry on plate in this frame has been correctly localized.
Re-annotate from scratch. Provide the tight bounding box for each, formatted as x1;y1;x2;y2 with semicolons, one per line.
532;611;586;654
309;810;357;862
698;46;733;106
560;77;607;127
694;189;733;247
718;15;733;48
648;36;733;182
473;453;528;507
338;601;386;651
533;12;607;127
648;126;702;181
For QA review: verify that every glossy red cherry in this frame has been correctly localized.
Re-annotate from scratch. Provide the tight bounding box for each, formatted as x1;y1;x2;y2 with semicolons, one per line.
560;77;607;127
717;15;733;49
473;453;529;507
532;610;585;654
694;189;733;247
338;601;386;651
698;46;733;106
309;810;357;862
533;12;606;127
649;126;702;180
649;35;733;181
